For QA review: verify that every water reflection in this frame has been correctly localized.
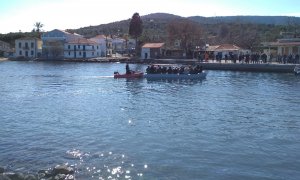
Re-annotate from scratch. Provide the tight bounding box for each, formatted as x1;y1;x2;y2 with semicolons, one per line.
65;149;147;179
146;78;205;86
124;78;145;95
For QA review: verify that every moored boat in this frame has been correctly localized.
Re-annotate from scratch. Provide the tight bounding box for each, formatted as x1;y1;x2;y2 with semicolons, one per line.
114;71;144;78
143;71;207;80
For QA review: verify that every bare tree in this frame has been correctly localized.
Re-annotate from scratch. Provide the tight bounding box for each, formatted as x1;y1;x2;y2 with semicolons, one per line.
167;19;202;58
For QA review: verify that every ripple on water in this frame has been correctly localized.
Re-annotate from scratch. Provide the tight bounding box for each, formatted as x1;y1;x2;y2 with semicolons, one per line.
64;149;148;179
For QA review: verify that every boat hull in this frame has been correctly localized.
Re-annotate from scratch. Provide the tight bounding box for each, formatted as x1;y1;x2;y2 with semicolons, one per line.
143;72;207;80
114;72;144;78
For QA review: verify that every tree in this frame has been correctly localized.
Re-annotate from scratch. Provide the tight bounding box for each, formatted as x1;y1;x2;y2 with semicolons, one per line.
129;12;143;55
34;22;44;32
167;19;203;58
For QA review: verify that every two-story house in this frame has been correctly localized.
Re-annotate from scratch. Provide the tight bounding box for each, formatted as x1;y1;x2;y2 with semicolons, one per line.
42;29;83;59
64;38;100;59
89;35;113;57
15;37;42;58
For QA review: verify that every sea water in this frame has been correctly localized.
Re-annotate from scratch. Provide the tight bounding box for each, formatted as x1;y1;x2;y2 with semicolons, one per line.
0;61;299;179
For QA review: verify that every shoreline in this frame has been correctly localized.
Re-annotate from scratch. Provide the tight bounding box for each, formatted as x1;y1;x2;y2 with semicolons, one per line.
0;57;8;61
6;57;298;73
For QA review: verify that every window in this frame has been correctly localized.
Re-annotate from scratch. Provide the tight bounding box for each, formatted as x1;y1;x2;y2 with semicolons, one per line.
25;42;28;48
19;51;22;55
92;52;94;56
19;42;21;48
31;42;34;48
68;51;70;56
79;51;81;56
68;45;70;49
97;46;99;49
31;51;34;56
78;45;80;49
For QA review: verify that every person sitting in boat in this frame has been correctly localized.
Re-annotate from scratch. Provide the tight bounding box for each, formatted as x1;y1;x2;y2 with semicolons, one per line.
146;66;150;74
167;67;173;74
126;63;131;74
179;66;185;74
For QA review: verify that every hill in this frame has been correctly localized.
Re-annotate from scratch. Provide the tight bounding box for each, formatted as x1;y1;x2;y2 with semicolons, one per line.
71;13;183;38
70;13;300;49
72;13;300;37
2;13;300;51
188;16;300;25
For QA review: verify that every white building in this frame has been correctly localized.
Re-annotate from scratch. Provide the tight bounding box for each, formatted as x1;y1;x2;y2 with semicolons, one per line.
15;37;42;58
89;35;113;57
127;38;136;54
112;38;126;54
64;38;100;59
42;29;83;59
141;43;165;59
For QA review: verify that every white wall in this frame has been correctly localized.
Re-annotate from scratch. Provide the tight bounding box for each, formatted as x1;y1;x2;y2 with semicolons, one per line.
64;43;99;59
15;39;40;58
141;48;150;59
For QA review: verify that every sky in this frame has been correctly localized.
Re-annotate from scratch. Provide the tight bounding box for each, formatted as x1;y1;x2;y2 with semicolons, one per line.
0;0;300;34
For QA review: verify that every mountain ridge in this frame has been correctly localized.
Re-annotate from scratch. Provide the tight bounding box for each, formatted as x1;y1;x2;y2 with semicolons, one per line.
72;12;300;37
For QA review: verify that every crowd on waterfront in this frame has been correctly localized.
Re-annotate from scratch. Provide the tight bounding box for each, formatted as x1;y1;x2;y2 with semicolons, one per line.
146;65;203;74
198;52;300;64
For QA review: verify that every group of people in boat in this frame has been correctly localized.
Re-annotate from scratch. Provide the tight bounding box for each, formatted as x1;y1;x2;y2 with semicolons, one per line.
146;65;203;74
125;63;203;75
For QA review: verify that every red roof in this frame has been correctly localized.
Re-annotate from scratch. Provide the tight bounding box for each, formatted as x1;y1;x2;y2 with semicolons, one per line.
142;43;165;48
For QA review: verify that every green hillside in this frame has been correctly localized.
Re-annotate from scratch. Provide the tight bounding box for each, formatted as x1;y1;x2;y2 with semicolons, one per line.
71;13;300;50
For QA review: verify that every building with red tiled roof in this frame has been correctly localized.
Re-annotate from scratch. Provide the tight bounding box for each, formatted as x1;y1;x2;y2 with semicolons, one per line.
204;44;249;60
141;43;165;59
206;44;241;52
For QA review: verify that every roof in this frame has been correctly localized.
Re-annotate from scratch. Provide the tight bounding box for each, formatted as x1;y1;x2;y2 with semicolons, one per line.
206;44;241;51
67;38;97;45
267;41;300;47
142;43;165;48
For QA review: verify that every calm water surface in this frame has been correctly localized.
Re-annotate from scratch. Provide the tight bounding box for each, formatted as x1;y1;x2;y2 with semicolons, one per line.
0;61;300;179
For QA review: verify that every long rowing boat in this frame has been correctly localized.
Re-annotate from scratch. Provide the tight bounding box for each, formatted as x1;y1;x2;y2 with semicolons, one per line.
143;71;207;80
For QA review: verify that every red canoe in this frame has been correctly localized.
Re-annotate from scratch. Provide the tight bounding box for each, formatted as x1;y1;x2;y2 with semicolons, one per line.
114;72;144;78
